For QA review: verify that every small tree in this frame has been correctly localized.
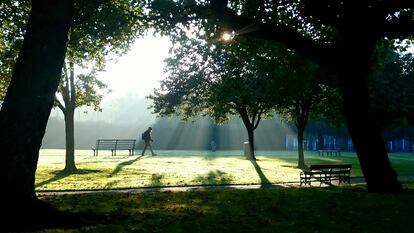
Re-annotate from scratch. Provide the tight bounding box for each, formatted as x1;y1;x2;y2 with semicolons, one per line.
1;0;144;173
55;0;143;173
275;51;341;168
150;29;282;159
55;67;108;172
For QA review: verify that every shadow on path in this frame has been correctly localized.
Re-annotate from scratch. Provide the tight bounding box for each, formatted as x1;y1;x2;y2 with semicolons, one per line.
193;170;233;185
109;156;142;177
36;169;101;188
249;159;271;187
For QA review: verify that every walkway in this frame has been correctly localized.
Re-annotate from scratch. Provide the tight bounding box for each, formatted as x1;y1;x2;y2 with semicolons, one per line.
35;176;377;196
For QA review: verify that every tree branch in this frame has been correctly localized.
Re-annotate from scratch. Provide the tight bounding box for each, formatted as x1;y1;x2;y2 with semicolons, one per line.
203;4;338;70
69;62;76;109
55;95;66;113
253;109;263;130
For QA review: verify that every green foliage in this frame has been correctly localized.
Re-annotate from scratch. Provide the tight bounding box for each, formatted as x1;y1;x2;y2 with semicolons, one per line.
149;26;286;124
58;0;145;112
0;0;144;106
69;0;145;69
75;72;108;111
370;44;414;128
0;0;31;99
148;0;343;128
275;50;341;128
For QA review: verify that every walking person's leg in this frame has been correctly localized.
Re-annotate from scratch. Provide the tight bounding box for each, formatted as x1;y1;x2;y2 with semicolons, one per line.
141;141;148;155
149;142;156;156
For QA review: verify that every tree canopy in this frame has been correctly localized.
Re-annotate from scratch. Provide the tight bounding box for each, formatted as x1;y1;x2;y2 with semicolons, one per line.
149;27;285;158
1;0;145;172
0;0;31;99
370;44;414;129
147;0;414;192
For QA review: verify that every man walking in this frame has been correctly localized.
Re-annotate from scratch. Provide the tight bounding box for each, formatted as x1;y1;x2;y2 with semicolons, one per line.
141;127;156;156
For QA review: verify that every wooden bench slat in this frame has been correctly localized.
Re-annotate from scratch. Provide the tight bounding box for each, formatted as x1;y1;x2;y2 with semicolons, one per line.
317;149;341;156
92;139;136;156
300;164;352;186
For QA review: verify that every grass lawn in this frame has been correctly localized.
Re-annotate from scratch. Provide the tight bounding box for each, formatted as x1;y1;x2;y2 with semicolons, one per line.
30;150;414;232
35;184;414;233
35;149;414;191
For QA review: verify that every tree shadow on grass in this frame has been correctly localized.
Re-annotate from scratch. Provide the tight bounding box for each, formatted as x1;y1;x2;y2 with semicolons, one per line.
109;156;142;177
151;173;164;187
5;199;113;232
192;170;233;185
249;159;271;186
36;169;102;188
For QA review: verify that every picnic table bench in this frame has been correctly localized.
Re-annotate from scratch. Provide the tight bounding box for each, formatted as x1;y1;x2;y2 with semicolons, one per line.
300;164;352;186
317;148;341;156
92;139;136;156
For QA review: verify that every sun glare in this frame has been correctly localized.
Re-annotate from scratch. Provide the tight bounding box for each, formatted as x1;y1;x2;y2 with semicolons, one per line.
221;31;234;42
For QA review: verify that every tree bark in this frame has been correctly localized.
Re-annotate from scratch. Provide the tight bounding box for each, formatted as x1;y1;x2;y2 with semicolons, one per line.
239;109;257;160
335;19;402;192
62;62;77;172
337;71;401;192
64;108;77;172
296;123;306;169
247;125;255;159
0;0;74;229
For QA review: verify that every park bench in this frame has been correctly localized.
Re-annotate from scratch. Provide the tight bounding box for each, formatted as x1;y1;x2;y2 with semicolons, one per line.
92;139;136;156
317;148;341;156
300;164;352;186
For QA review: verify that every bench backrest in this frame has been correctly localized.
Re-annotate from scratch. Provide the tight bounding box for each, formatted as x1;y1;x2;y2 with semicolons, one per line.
309;164;352;171
320;147;341;151
96;139;136;150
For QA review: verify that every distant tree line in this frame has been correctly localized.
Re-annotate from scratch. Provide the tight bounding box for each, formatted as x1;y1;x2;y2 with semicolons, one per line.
42;116;414;153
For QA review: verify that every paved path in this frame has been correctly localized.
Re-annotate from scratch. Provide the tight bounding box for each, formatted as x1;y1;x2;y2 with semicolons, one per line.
36;183;300;196
35;176;414;196
33;178;358;196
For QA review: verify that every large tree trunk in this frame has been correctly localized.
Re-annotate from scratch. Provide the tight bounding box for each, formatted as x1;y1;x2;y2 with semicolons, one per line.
338;71;401;192
336;17;402;192
0;0;74;229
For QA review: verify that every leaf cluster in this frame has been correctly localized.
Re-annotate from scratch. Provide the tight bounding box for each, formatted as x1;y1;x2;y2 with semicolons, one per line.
370;44;414;128
75;71;109;112
68;0;145;70
1;0;145;107
0;0;31;99
149;25;285;123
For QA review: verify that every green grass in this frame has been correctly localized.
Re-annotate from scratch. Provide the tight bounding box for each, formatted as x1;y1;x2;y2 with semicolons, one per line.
31;150;414;232
35;184;414;233
35;149;414;191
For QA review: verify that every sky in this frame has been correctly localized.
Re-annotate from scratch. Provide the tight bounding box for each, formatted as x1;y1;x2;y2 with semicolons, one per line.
50;34;172;123
99;34;171;100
